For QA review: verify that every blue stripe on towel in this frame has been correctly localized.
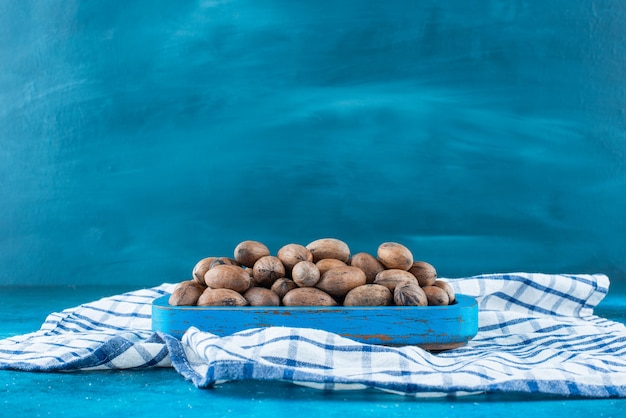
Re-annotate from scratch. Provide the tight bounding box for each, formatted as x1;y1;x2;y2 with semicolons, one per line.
2;274;626;398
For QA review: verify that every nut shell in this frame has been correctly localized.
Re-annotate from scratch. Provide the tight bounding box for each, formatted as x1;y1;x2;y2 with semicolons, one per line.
377;242;414;270
203;264;251;293
349;252;386;284
197;288;248;306
209;257;240;269
306;238;350;263
282;287;338;306
422;285;450;306
394;282;428;306
270;278;298;299
433;280;456;304
373;269;418;292
343;284;392;306
168;280;205;306
252;255;286;288
291;260;321;287
277;244;313;274
234;240;270;268
316;258;347;276
192;257;215;286
409;261;437;287
316;266;366;297
243;287;280;306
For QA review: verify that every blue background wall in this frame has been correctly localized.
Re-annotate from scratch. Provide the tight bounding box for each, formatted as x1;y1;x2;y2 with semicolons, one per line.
1;0;625;291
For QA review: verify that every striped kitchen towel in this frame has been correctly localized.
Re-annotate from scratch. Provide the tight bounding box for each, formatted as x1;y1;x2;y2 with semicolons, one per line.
1;273;625;397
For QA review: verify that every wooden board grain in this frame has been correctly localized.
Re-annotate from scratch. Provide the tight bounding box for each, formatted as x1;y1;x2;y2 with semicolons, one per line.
152;294;478;349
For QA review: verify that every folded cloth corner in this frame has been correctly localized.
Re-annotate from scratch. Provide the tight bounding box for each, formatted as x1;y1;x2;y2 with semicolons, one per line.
0;285;175;371
2;273;626;398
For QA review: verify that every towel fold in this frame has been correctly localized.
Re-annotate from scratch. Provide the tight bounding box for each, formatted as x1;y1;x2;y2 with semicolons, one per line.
2;273;625;397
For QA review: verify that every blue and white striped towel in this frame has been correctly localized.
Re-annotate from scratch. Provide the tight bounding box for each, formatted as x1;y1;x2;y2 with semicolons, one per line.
1;273;625;397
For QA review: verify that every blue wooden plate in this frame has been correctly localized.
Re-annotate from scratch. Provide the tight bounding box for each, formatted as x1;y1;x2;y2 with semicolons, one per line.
152;294;478;349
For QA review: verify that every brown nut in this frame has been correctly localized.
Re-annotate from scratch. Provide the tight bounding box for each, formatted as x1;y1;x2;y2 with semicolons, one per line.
394;282;428;306
168;280;206;306
433;280;456;304
377;242;414;271
282;287;338;306
209;257;240;269
203;264;251;293
315;266;366;298
316;258;347;276
270;278;298;300
243;287;280;306
234;240;270;268
252;255;286;288
343;284;393;306
422;285;450;306
373;269;418;292
277;243;313;274
197;288;248;306
192;257;216;286
306;238;350;263
291;261;321;287
349;252;386;284
408;261;437;287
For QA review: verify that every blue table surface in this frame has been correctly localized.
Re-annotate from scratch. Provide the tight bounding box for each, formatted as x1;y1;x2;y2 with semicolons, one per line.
1;286;625;418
